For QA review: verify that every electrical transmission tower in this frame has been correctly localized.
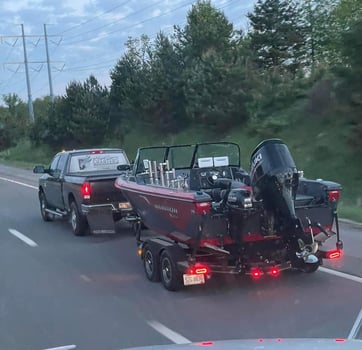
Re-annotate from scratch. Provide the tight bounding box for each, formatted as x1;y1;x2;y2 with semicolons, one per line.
0;24;63;122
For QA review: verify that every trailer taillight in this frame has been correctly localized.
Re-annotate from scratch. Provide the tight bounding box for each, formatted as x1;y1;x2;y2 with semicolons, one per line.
328;190;341;202
269;266;280;277
250;267;263;279
187;264;210;275
326;249;342;260
81;182;91;199
195;202;211;215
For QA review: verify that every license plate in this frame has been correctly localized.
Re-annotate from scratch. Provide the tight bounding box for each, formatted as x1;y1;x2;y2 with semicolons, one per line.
183;274;205;286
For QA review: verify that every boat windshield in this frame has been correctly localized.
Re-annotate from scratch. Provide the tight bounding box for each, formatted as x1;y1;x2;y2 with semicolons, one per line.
135;142;240;173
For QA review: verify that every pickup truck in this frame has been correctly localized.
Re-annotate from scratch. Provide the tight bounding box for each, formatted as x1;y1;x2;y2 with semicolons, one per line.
33;148;134;235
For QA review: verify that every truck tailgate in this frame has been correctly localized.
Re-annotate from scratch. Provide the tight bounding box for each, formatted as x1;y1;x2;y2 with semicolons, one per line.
87;175;127;204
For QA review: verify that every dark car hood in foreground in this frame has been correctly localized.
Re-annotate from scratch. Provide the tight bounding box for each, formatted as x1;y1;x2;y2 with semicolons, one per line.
123;338;362;350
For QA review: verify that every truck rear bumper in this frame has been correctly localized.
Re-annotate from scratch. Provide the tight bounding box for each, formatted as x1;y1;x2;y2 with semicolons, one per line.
81;202;133;234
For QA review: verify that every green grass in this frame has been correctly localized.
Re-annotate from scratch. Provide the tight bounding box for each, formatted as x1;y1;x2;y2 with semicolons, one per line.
0;139;53;168
338;204;362;223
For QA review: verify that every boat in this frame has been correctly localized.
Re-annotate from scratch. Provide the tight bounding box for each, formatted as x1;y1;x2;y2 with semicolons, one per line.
115;139;343;290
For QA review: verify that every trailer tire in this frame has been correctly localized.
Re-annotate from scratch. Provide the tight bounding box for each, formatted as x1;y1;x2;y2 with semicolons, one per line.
300;261;320;273
143;244;160;282
160;250;182;291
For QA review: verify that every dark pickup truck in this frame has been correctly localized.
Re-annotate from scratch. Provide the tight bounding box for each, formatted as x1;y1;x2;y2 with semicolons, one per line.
33;148;134;235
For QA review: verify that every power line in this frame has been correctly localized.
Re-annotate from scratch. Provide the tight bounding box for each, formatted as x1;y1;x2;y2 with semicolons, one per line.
56;0;131;35
63;0;165;42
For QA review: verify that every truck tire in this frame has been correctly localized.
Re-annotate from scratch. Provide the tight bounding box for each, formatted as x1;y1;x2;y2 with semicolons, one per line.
160;250;182;291
143;244;161;282
70;201;88;236
39;191;53;222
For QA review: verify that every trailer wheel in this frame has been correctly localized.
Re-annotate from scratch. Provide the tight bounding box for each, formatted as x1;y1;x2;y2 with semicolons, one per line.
143;245;160;282
300;261;320;273
160;250;182;291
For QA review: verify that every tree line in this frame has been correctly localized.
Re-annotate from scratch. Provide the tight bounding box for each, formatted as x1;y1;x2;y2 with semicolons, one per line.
0;0;361;152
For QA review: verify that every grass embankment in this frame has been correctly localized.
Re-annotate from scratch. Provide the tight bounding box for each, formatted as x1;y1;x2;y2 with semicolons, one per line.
1;116;361;222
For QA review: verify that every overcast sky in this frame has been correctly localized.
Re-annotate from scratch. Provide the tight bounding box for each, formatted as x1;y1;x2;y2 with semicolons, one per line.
0;0;254;103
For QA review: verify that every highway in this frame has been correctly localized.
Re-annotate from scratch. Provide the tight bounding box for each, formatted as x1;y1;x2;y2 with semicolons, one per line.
1;163;361;350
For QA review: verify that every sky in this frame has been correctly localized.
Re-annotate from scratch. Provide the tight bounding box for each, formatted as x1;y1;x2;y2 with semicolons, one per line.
0;0;255;103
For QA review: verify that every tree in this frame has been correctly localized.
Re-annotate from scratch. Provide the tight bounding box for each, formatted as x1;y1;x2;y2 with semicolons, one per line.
109;36;152;137
0;94;28;149
297;0;338;69
30;76;110;148
247;0;306;74
144;32;186;133
174;1;248;131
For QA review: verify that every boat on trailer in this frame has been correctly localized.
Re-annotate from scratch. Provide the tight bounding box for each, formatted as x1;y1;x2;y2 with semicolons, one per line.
115;139;343;291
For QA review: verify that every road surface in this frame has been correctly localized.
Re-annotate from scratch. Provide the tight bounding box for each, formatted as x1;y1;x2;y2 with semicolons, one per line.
0;163;361;350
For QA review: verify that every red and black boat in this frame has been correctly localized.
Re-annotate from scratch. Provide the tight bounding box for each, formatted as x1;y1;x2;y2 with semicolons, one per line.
115;139;343;291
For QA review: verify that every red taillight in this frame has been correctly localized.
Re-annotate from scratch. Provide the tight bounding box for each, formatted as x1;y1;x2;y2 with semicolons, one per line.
326;249;342;260
269;266;280;277
335;339;346;343
91;150;103;154
199;341;214;346
250;267;263;279
328;190;341;202
187;264;210;275
81;182;91;199
195;202;211;215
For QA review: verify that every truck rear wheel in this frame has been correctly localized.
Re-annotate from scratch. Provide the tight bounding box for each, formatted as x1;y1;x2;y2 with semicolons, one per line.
39;191;53;222
160;250;182;291
143;244;160;282
70;201;88;236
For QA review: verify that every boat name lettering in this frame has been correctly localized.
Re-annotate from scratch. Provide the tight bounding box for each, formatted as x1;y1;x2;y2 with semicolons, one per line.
154;204;178;214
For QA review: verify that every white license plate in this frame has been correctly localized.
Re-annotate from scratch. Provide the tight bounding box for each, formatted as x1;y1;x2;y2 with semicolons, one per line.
183;274;205;286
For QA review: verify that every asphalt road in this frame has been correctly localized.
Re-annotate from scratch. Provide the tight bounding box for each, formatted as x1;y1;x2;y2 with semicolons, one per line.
1;163;361;350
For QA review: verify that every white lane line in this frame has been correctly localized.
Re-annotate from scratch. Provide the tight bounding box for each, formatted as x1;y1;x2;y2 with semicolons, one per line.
147;320;191;344
319;267;362;284
0;176;37;190
41;345;77;350
348;308;362;340
8;228;38;247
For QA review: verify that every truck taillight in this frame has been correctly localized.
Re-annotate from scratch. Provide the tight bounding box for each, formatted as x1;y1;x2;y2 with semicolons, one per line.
195;202;211;215
81;182;91;199
328;190;341;202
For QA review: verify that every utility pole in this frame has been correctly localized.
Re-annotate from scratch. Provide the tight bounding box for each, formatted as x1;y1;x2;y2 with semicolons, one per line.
44;24;54;102
1;26;63;121
21;24;34;123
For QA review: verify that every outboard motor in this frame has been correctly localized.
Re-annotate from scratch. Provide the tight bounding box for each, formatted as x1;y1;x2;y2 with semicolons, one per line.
250;139;317;262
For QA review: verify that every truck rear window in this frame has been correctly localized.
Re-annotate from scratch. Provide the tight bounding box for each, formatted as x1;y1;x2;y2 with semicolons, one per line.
69;151;128;173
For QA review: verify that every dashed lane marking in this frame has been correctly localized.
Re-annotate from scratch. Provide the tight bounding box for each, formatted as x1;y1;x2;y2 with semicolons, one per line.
319;266;362;284
0;176;37;190
8;228;38;247
41;345;76;350
80;274;92;283
147;320;191;344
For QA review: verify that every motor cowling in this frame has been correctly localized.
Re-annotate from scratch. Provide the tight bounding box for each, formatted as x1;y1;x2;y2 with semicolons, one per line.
250;139;299;220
